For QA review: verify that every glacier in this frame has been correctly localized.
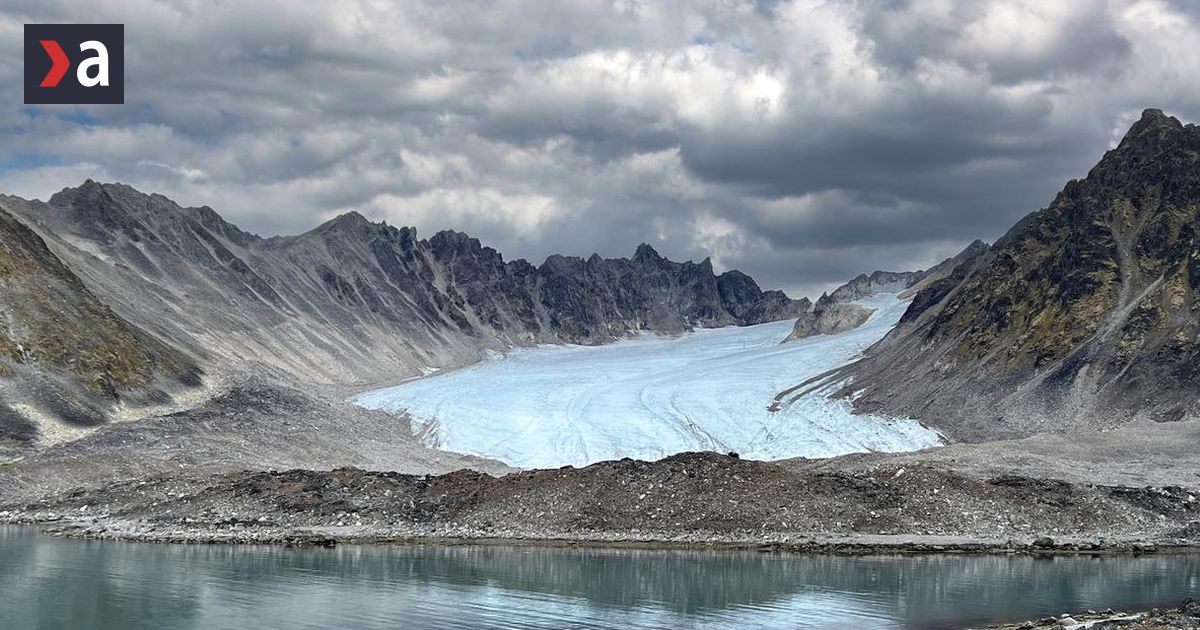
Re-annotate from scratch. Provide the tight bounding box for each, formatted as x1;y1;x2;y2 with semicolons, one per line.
354;294;942;469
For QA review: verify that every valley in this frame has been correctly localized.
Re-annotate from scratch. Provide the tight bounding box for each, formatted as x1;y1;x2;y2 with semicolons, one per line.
9;1;1200;626
1;110;1199;572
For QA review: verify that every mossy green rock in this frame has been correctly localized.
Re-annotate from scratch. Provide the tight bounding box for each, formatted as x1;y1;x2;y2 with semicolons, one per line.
0;205;200;445
844;110;1200;439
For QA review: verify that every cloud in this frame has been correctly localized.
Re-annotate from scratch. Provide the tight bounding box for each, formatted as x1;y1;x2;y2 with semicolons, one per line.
2;0;1199;298
352;187;567;241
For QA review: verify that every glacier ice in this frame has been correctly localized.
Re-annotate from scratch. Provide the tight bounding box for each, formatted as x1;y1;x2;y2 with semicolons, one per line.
354;294;942;468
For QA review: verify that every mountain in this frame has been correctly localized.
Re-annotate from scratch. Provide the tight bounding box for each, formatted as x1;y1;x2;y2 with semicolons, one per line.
827;270;926;303
786;270;926;341
1;182;807;388
0;204;201;451
835;109;1200;440
786;298;874;340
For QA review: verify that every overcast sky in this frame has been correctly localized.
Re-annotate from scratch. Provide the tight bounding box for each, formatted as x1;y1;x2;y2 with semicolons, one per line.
2;1;1199;298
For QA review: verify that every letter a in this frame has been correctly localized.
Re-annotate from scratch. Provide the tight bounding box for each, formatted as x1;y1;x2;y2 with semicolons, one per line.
77;41;109;87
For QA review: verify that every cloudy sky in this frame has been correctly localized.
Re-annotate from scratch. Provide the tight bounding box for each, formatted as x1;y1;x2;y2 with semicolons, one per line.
2;1;1199;297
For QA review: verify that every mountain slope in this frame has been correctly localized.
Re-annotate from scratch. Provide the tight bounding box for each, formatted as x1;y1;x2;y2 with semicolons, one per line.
838;109;1200;440
2;182;808;386
0;205;201;450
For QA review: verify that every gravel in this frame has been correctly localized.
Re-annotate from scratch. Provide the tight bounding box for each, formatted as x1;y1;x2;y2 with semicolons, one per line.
6;446;1199;552
983;597;1200;628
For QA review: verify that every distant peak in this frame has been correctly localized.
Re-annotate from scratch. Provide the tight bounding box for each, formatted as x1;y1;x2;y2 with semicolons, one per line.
48;180;162;210
633;243;662;261
316;211;375;233
1137;108;1177;127
1117;108;1186;151
48;179;117;209
429;229;490;256
430;229;472;243
333;210;370;224
57;178;106;197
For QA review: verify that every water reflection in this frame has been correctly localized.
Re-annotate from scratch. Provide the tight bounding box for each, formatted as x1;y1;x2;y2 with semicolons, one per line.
0;527;1196;629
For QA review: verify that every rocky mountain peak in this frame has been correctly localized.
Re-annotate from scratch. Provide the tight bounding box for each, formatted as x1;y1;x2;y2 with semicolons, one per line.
633;243;664;263
1080;108;1200;204
826;269;925;304
3;179;812;399
838;108;1200;440
49;180;146;208
52;178;104;199
782;268;926;342
311;210;380;241
1120;108;1184;144
41;181;162;241
48;179;113;212
326;210;371;226
1118;108;1194;152
428;230;497;261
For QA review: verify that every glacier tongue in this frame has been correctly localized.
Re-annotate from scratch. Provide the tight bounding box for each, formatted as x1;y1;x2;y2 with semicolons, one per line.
354;294;941;469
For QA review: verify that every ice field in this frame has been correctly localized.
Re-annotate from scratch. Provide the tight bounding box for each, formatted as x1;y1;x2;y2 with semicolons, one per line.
354;294;943;468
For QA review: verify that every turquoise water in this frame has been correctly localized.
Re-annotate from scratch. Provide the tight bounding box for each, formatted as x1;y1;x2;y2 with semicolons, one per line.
0;526;1196;629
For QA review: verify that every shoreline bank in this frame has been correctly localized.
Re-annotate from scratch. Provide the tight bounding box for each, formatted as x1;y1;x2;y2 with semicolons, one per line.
982;598;1200;629
8;516;1199;555
3;446;1198;556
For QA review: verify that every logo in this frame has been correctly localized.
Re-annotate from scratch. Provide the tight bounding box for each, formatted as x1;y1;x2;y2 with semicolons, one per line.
24;24;124;105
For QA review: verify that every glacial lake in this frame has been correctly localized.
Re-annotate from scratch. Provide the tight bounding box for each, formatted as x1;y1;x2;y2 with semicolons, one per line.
1;527;1197;629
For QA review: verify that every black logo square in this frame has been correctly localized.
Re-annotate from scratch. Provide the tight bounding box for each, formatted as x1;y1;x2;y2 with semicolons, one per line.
24;24;124;105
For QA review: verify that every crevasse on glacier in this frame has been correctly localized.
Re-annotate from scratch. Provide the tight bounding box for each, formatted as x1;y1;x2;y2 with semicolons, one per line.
354;294;941;469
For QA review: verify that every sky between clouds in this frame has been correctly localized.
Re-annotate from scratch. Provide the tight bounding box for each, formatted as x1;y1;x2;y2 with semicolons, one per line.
1;0;1199;298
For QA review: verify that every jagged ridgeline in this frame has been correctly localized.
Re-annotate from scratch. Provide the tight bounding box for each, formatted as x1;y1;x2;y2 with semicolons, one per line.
786;270;927;341
0;205;201;447
841;109;1200;439
0;182;807;429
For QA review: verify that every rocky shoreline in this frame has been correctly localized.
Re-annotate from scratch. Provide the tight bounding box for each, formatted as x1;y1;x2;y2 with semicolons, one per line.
10;518;1200;556
982;598;1200;629
3;444;1199;554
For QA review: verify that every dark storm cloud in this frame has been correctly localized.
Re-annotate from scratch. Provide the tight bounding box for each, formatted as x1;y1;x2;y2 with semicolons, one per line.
2;0;1199;298
859;1;1134;84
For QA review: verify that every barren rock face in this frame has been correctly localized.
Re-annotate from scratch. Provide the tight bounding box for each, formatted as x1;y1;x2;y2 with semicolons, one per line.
787;302;873;340
841;109;1200;440
0;181;808;449
2;181;807;388
827;270;925;303
0;204;201;447
784;269;927;341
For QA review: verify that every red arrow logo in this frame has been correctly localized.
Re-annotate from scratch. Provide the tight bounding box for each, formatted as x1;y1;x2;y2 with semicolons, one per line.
38;40;69;87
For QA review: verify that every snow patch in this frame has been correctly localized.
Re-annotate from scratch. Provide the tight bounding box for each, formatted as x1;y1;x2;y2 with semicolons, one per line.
354;294;942;468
